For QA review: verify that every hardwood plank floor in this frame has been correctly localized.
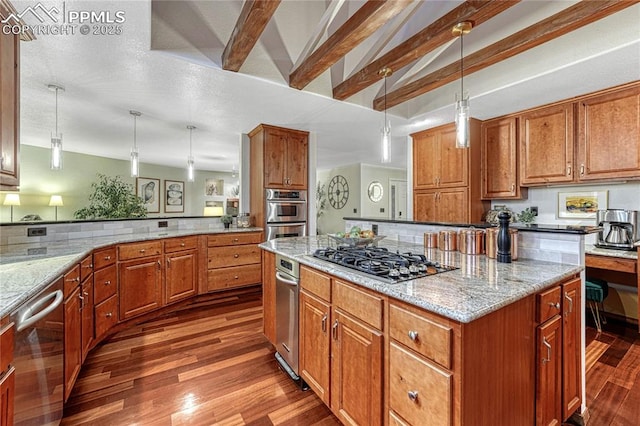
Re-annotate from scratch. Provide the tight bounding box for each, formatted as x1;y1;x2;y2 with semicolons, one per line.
62;293;640;425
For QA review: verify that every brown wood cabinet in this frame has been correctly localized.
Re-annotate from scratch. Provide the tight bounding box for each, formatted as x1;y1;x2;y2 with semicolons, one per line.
206;232;262;292
536;314;562;426
299;289;330;404
412;120;488;223
481;117;524;199
93;247;117;341
80;256;94;362
118;244;163;321
0;322;14;426
0;5;20;191
561;278;581;420
577;83;640;181
164;237;198;305
262;250;276;345
64;285;81;402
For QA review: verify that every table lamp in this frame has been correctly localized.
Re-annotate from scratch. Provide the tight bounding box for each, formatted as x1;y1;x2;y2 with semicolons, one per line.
3;193;20;222
204;206;224;217
49;195;63;221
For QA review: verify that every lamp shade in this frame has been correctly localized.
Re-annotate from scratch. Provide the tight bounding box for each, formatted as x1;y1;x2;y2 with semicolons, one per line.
49;195;64;207
3;193;20;206
204;206;224;217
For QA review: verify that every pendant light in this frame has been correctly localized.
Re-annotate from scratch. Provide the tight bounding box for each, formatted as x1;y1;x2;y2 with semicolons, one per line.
379;67;392;163
48;84;65;170
453;21;472;149
186;125;196;182
129;110;141;177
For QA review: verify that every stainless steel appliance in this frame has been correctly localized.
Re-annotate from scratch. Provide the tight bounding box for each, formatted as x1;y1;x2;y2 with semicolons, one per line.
265;189;307;240
10;279;64;426
312;246;457;283
596;209;639;250
274;254;307;388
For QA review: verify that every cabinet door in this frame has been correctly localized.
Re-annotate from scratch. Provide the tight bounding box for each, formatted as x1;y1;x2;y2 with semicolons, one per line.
300;290;331;405
562;278;581;420
413;190;437;222
118;256;162;320
0;25;19;190
81;280;94;362
165;249;197;305
264;129;287;188
578;85;640;181
64;286;82;401
439;125;467;187
94;294;118;340
482;117;520;199
536;315;562;426
520;103;574;185
438;188;468;223
0;366;15;426
412;131;439;189
262;250;276;345
286;133;308;189
331;309;383;426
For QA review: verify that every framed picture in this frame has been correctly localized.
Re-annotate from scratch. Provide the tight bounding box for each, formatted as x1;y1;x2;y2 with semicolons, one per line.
165;180;185;213
136;177;160;213
558;191;608;219
205;178;224;196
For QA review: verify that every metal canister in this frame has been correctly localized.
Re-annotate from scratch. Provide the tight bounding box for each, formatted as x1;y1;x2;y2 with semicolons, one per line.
486;227;518;260
424;232;438;248
458;228;485;255
438;230;457;251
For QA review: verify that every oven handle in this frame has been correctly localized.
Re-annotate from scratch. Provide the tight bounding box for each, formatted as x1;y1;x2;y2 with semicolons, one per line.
17;290;64;332
266;200;307;204
276;271;299;286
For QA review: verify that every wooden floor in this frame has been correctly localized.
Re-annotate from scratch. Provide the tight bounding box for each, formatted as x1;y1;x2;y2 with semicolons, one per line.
61;293;640;425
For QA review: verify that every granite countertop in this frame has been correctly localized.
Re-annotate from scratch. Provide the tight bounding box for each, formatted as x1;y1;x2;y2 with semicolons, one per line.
585;244;638;260
0;227;262;318
259;236;583;324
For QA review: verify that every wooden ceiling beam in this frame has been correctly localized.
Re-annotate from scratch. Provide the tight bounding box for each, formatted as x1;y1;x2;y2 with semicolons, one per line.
334;0;519;101
373;0;637;111
222;0;281;72
289;0;413;90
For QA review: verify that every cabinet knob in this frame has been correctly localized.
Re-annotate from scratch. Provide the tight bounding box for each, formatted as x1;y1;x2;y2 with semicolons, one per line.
234;254;239;258
105;255;111;260
140;249;146;253
180;242;185;247
233;238;239;243
84;263;93;269
104;280;111;286
548;302;560;310
408;391;419;402
408;330;419;342
234;275;239;280
106;312;113;318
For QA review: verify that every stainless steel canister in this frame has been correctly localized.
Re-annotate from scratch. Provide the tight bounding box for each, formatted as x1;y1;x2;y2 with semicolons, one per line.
485;227;518;260
438;230;458;251
424;232;438;248
458;228;485;255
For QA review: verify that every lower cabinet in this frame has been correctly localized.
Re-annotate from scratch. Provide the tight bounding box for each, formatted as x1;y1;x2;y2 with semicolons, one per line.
64;285;81;402
118;254;163;321
0;322;15;426
206;232;262;292
164;236;198;305
262;250;276;345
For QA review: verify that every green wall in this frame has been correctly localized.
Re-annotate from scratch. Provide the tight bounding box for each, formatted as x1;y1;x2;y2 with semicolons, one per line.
0;145;238;222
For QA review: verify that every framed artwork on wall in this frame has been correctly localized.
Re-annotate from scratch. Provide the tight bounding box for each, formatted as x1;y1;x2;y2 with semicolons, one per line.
205;178;224;196
165;180;185;213
557;190;608;219
136;177;160;213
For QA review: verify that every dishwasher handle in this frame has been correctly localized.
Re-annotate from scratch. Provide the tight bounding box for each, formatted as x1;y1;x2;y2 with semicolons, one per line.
17;290;64;332
276;271;299;286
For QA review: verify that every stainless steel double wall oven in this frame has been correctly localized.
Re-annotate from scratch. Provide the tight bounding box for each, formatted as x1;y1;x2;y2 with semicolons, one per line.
265;189;307;240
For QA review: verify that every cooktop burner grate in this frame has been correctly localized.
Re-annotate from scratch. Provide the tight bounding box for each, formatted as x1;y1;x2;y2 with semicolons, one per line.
312;246;457;283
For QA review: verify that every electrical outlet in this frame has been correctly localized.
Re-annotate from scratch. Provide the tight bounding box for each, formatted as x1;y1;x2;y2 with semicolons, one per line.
158;220;168;228
380;208;385;213
27;227;47;237
531;206;538;216
353;208;357;214
372;224;378;234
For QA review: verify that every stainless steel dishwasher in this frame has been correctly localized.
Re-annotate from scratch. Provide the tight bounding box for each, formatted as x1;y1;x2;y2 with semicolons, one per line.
274;254;307;389
10;278;65;426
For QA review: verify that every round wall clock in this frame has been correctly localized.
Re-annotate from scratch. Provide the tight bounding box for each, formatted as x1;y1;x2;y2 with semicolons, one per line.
328;175;349;209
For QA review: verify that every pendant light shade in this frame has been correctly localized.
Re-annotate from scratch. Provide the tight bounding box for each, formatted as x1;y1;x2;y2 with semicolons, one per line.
130;111;141;177
379;67;392;163
187;125;196;182
48;84;65;170
453;21;472;149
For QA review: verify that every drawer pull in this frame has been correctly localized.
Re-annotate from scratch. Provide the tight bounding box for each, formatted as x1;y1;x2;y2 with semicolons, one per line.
83;263;93;269
332;320;338;340
565;293;573;314
67;277;79;283
408;391;419;402
566;165;571;176
548;302;560;310
542;337;552;364
83;291;89;296
408;330;419;342
234;254;239;258
105;312;113;318
321;315;327;333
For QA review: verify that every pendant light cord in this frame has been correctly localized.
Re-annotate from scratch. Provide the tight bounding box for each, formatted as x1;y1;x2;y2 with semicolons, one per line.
55;87;59;135
460;30;464;96
133;115;137;150
384;73;387;127
189;127;193;156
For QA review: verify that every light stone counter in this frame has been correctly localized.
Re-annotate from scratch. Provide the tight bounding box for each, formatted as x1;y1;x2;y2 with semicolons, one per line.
259;236;583;323
585;244;638;260
0;227;262;317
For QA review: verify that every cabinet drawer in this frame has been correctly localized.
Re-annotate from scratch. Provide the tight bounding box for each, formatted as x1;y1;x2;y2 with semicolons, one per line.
94;264;117;305
118;241;162;260
164;236;198;253
95;294;118;339
63;264;81;298
333;279;383;330
585;254;636;274
93;246;116;270
300;265;331;302
80;255;93;282
207;232;262;247
208;245;260;268
389;342;452;426
1;322;14;373
389;303;452;370
207;264;261;291
537;286;562;324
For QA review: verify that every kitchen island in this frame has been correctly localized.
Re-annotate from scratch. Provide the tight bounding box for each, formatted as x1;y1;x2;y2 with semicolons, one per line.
260;235;585;426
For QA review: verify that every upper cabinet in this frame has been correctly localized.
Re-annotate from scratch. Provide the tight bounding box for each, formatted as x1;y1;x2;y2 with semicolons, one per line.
481;117;525;199
413;124;467;190
577;84;640;181
0;4;20;190
253;124;308;189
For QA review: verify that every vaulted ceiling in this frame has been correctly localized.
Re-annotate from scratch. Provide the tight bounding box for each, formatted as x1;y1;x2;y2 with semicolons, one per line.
15;0;640;173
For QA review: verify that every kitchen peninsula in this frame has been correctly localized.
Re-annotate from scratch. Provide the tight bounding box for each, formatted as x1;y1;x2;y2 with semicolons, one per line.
260;231;589;425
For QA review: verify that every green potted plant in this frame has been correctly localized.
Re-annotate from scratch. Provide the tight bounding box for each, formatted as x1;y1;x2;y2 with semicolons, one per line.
74;173;147;219
220;214;233;229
